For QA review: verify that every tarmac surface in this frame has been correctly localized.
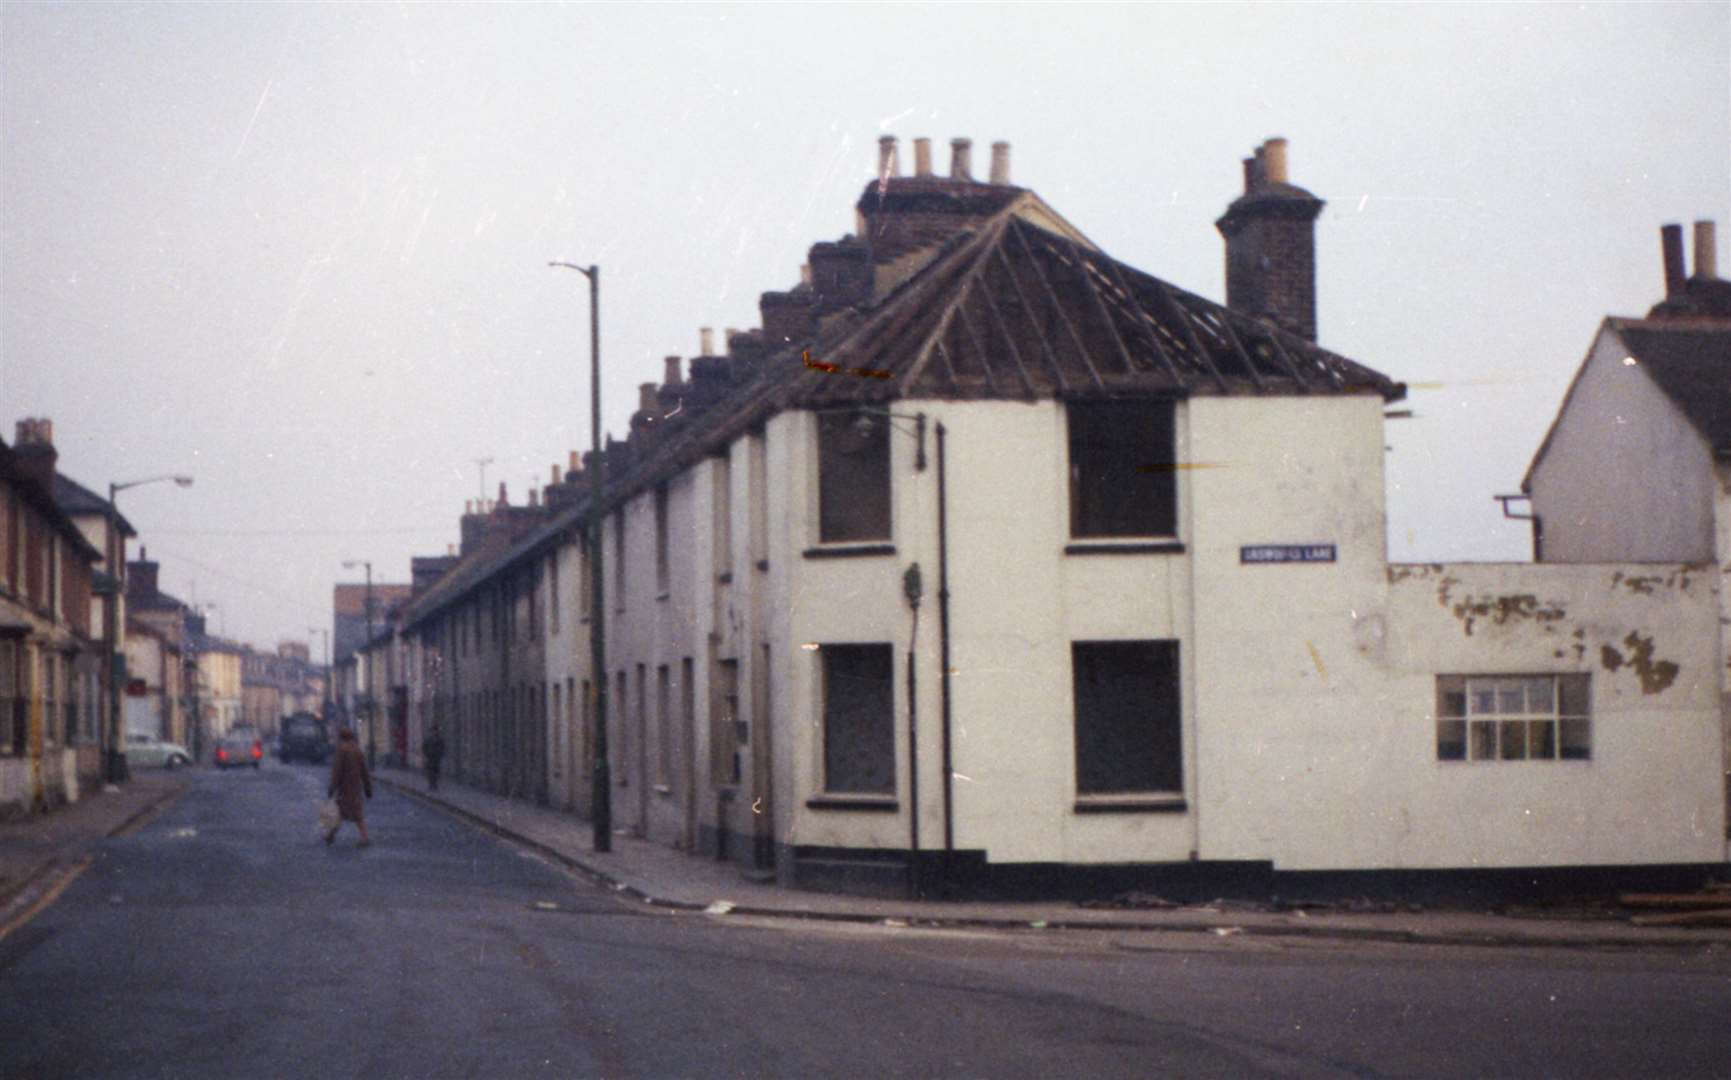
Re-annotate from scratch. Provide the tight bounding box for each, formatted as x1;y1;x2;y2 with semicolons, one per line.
5;762;1730;954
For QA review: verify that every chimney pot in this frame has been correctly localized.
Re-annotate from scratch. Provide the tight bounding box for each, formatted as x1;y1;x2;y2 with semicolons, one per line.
550;463;560;485
950;137;973;180
989;141;1011;184
799;263;813;288
569;450;580;471
1262;137;1289;185
1252;145;1267;190
1661;223;1687;296
699;327;715;356
639;382;658;413
1693;220;1718;280
913;137;933;177
497;481;508;506
877;135;899;178
664;355;683;385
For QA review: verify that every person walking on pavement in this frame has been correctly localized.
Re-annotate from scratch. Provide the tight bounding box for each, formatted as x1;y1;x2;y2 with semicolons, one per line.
325;727;373;847
422;724;446;792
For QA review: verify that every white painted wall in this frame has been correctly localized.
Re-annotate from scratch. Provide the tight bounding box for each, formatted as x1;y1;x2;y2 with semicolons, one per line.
1530;323;1717;563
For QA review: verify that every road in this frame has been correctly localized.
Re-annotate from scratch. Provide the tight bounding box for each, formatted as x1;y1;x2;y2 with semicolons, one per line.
3;762;1728;1079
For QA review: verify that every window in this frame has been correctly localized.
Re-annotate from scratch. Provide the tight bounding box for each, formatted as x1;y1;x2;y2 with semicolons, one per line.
749;433;768;567
713;456;733;578
654;485;670;595
655;663;672;788
711;658;740;786
1072;641;1182;795
1436;675;1590;762
548;553;559;636
1068;400;1177;539
821;644;894;795
551;681;562;780
817;413;890;543
614;511;626;611
615;670;628;786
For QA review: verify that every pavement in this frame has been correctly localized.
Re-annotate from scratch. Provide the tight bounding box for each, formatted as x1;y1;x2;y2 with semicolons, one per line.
0;769;191;920
6;763;1730;953
372;766;1731;953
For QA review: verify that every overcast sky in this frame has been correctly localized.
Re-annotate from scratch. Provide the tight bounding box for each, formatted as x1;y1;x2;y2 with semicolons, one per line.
2;2;1726;652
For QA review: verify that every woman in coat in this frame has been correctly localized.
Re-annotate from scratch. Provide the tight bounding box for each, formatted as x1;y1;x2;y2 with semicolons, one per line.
325;728;373;847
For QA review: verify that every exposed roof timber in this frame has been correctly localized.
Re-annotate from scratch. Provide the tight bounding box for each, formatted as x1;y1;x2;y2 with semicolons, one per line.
1097;255;1186;384
965;269;1040;398
1057;234;1140;378
1213;309;1267;392
1009;222;1108;391
985;243;1067;394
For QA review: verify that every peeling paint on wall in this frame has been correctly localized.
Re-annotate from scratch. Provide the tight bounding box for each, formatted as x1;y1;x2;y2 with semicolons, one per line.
1445;592;1568;637
1610;566;1701;595
1599;631;1681;694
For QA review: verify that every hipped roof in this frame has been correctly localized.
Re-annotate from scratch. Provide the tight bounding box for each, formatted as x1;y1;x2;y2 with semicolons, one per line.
404;190;1403;631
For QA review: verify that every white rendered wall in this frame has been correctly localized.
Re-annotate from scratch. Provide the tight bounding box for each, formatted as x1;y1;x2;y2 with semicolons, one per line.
1529;324;1717;563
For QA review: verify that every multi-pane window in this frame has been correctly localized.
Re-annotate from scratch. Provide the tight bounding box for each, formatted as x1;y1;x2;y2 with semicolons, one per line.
1436;675;1590;762
654;485;670;595
1072;641;1182;795
821;644;894;795
1067;400;1177;539
817;413;891;543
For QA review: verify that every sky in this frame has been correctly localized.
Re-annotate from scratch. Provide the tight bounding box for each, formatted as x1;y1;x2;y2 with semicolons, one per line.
2;2;1726;653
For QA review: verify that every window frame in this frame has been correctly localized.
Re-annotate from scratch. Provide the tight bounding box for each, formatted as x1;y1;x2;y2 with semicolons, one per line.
1066;398;1179;542
815;412;893;546
1071;639;1184;804
1435;674;1590;763
817;642;896;799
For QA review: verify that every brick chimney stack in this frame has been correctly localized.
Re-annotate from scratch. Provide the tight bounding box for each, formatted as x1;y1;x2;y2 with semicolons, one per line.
1693;220;1718;280
949;138;973;181
1216;136;1325;341
127;548;160;599
12;417;58;489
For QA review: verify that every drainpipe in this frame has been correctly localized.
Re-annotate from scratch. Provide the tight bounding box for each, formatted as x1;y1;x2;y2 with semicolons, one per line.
936;422;955;892
903;563;924;899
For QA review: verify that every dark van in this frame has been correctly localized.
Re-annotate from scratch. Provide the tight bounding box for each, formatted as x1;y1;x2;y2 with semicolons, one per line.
279;712;331;764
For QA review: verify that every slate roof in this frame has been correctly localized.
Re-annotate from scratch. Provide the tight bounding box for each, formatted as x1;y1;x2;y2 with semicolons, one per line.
52;473;136;538
402;183;1403;632
1616;320;1731;455
1522;315;1731;491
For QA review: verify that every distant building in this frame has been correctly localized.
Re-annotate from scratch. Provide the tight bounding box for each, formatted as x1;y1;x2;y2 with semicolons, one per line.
1;420;101;817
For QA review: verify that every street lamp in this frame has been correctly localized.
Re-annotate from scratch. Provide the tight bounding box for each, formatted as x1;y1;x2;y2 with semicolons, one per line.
104;473;193;783
308;626;331;724
341;559;376;768
550;259;611;852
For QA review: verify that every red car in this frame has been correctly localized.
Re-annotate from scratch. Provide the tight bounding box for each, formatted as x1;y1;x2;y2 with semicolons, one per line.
214;732;264;770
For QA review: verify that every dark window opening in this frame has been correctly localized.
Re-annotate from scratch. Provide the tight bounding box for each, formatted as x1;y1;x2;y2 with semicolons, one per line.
1072;640;1182;794
822;644;894;795
818;413;891;543
1068;400;1177;539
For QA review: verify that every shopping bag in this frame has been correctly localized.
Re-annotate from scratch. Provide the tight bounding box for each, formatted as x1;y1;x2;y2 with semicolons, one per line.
318;798;340;833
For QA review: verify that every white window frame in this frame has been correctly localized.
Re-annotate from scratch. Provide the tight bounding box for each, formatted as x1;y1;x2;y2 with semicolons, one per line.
1435;674;1590;763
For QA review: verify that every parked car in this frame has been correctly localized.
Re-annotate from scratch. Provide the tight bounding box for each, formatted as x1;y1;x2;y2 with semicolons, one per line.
277;712;331;764
123;732;192;770
213;732;264;770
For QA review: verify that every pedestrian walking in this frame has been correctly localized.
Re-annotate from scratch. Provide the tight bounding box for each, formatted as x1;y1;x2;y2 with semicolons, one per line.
422;724;446;792
325;727;373;847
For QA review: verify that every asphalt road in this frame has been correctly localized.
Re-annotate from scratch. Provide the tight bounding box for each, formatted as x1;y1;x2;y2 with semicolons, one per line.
3;762;1729;1079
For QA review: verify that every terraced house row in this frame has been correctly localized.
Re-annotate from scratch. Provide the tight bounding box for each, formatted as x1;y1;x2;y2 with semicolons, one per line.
347;137;1731;898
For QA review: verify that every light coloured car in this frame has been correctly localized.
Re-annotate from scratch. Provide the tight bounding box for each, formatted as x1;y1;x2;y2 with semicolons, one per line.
123;732;192;769
213;732;264;770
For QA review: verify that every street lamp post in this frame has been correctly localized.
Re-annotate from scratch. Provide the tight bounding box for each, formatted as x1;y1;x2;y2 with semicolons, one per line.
342;560;375;768
550;259;610;852
308;626;331;725
105;474;192;784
